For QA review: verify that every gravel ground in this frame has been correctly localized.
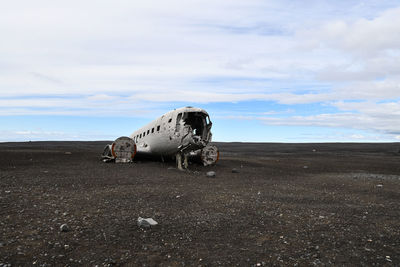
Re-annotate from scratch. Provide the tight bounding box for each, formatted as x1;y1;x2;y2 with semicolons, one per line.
0;141;400;266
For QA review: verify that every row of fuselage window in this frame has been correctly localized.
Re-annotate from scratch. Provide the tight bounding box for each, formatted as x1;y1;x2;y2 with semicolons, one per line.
133;125;161;143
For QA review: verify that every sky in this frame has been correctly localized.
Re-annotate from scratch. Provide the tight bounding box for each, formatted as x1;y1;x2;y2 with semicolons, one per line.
1;0;400;142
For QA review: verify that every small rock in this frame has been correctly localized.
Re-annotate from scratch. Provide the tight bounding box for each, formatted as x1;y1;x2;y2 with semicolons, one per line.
60;224;70;232
376;184;383;188
137;217;158;228
206;171;216;177
232;168;239;173
65;152;72;155
303;166;309;169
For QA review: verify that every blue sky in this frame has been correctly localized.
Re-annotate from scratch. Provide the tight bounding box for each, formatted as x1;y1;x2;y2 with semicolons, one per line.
1;0;400;142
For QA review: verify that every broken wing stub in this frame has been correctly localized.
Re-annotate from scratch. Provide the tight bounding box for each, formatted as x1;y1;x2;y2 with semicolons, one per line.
101;136;136;163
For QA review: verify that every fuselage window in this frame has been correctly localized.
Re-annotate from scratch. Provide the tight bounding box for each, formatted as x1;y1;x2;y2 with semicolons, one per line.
168;118;172;123
157;125;160;131
143;132;145;137
176;113;182;132
152;128;154;133
140;134;142;138
147;130;150;135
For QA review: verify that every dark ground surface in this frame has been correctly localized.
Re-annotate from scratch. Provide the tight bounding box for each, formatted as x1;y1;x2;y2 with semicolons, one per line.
0;141;400;266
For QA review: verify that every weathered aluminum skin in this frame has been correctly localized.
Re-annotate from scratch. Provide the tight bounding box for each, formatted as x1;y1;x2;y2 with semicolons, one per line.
129;107;213;157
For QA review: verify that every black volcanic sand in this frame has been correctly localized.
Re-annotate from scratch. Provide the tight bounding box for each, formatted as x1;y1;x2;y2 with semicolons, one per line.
1;142;400;266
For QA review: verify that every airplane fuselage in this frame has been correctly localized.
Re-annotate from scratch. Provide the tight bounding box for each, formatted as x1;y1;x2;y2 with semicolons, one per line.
129;106;213;157
102;106;218;168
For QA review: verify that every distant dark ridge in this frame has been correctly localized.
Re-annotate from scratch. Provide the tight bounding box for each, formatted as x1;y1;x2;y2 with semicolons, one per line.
0;141;399;155
0;141;111;151
212;142;400;154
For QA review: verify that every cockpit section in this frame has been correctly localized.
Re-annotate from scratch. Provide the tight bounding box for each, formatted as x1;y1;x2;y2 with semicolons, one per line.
176;111;212;143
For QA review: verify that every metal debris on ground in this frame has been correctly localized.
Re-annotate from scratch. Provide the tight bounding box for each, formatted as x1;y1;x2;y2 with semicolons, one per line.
60;223;70;232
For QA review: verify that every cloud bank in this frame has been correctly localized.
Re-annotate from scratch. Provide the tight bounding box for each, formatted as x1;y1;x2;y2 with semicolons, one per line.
1;0;400;140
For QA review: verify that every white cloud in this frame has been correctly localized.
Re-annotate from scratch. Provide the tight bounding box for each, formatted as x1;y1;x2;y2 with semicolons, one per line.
299;7;400;56
0;130;99;142
261;101;400;137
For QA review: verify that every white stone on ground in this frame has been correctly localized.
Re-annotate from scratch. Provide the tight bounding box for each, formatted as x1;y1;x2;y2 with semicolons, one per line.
206;171;216;177
137;217;158;228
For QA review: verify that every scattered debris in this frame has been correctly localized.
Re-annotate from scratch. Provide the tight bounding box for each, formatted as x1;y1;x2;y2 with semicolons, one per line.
376;184;383;188
60;224;70;232
137;217;158;228
65;152;72;155
303;166;309;169
101;136;136;163
312;149;317;152
206;171;216;177
232;168;239;173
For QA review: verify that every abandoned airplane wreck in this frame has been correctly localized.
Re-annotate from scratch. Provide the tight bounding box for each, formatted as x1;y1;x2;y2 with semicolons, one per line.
102;106;219;169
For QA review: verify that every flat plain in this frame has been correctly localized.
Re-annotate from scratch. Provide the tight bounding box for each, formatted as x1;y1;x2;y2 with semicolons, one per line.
0;141;399;266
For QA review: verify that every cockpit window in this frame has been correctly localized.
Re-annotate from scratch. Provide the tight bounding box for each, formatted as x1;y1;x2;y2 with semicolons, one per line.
206;116;211;125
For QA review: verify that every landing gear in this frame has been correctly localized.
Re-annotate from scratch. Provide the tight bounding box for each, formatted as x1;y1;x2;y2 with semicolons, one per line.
201;145;219;166
176;145;219;170
176;152;189;170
